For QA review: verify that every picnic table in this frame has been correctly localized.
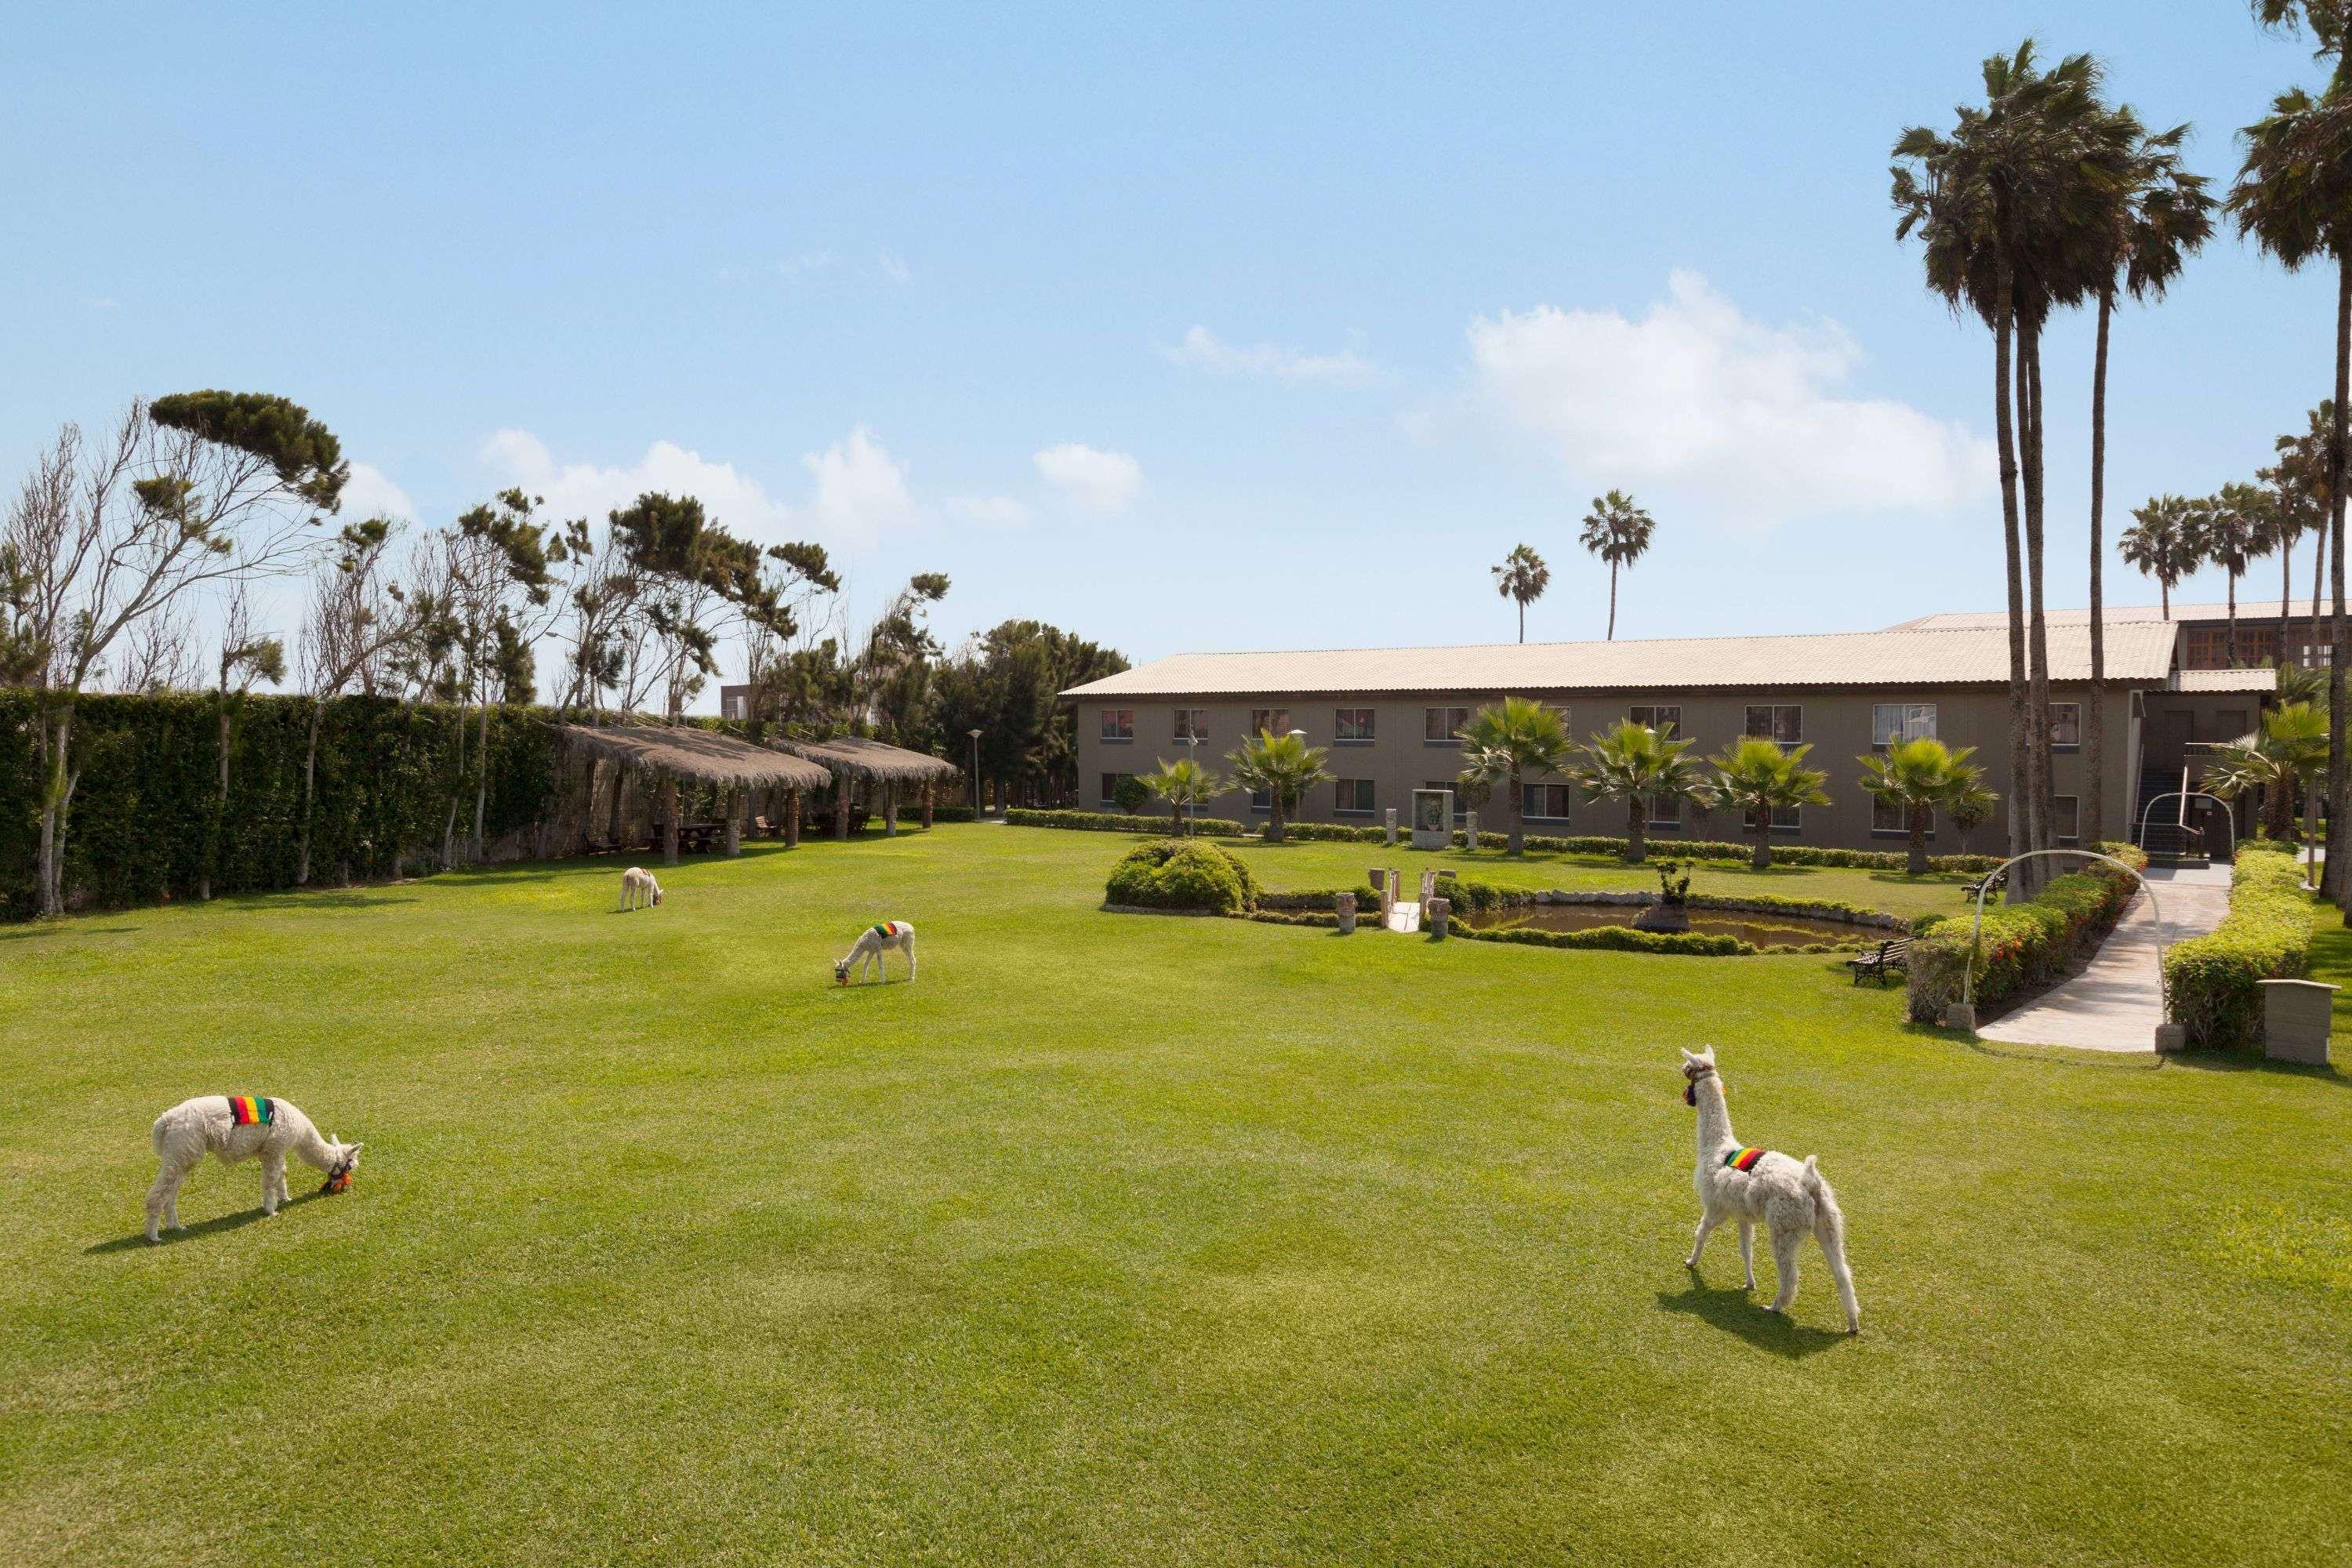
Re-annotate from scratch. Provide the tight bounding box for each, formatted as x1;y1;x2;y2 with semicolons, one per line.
653;820;727;854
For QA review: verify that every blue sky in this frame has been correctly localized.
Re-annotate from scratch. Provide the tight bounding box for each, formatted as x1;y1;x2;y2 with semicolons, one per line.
2;3;2340;697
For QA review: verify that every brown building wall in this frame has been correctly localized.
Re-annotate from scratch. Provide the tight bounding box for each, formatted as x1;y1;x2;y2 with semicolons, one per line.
1076;685;2171;855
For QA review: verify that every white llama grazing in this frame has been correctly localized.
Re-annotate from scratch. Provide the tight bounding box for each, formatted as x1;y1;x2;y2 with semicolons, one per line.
620;866;662;911
144;1095;363;1243
837;920;916;984
1679;1046;1860;1333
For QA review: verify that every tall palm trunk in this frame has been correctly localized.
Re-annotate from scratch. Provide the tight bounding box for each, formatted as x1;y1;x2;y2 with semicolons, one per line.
2281;532;2295;671
2226;572;2240;666
2086;289;2111;848
1606;564;1619;641
1517;601;1526;644
2021;324;2055;873
2327;255;2351;910
1990;247;2030;877
1907;805;1929;877
1623;794;1646;863
1266;791;1286;844
2312;516;2328;667
1508;764;1526;855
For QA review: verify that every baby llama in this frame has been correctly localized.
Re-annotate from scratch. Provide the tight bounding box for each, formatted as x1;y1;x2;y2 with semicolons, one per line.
144;1095;363;1243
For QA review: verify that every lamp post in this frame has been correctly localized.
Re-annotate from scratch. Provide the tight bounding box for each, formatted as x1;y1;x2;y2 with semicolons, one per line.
967;728;984;818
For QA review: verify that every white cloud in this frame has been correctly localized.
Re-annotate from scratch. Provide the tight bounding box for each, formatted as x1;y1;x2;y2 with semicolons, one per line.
779;249;837;278
1160;325;1377;385
877;250;911;285
341;462;418;523
1033;442;1142;515
946;495;1035;528
1465;270;1994;521
800;427;919;544
480;426;922;547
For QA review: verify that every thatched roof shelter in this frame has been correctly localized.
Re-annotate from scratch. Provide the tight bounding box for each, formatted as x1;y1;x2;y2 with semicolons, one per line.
553;723;831;792
772;735;961;786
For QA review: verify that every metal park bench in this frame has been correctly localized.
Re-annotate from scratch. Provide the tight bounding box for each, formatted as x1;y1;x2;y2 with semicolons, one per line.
1846;938;1912;986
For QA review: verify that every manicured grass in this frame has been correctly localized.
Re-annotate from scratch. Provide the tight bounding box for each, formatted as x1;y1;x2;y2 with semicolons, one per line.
1211;833;1983;918
2;824;2347;1566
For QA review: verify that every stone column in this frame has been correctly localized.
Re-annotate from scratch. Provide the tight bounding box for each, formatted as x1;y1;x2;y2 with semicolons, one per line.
1429;897;1451;939
786;789;802;848
660;777;680;866
922;781;935;829
1336;891;1357;935
724;786;742;857
1464;809;1479;851
1384;807;1397;845
1419;869;1437;906
1379;871;1396;927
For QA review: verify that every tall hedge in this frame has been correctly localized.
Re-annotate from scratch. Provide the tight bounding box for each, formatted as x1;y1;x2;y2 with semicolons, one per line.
2;690;557;919
2162;852;2314;1051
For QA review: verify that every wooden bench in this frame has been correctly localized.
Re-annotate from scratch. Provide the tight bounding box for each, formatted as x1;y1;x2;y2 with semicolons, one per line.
1846;938;1912;986
1960;873;2005;902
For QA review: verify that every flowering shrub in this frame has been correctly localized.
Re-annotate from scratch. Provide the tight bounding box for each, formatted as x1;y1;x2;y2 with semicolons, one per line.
1906;861;2140;1023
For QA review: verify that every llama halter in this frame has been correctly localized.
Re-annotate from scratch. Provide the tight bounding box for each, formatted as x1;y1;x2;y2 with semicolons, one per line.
1682;1065;1715;1107
1722;1146;1766;1172
226;1095;274;1127
320;1152;357;1195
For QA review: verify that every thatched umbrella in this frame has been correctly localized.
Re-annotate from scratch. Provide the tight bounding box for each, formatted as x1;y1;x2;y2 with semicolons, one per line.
771;736;962;838
552;723;830;864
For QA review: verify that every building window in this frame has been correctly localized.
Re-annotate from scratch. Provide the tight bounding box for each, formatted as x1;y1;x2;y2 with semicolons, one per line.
2052;794;2079;841
1522;782;1574;821
1744;705;1802;744
1100;707;1134;742
2185;622;2282;669
2049;702;2081;749
1249;707;1290;738
1629;704;1682;736
1871;702;1938;746
1648;793;1683;829
1744;804;1802;834
1099;772;1131;806
1249;787;1272;814
723;692;750;720
1871;797;1936;838
1423;706;1470;744
1335;778;1376;815
1172;707;1207;743
1334;707;1377;743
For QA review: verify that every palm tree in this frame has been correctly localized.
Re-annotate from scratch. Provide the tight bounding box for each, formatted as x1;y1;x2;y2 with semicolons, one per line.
2122;495;2198;617
1577;491;1654;641
2195;483;2274;664
1225;728;1329;845
1708;737;1832;869
2084;115;2213;847
1140;756;1221;837
1944;760;2000;853
1857;737;1979;877
1456;697;1574;855
2208;701;2328;882
1490;544;1550;644
1893;43;2134;878
2231;5;2352;906
2267;401;2339;662
1571;718;1714;864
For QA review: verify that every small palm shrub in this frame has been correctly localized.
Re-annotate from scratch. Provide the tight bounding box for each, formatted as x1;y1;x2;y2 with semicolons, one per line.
1105;839;1260;914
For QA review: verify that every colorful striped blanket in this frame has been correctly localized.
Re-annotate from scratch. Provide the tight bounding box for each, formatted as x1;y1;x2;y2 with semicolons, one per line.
1722;1146;1766;1173
871;921;908;940
226;1095;275;1127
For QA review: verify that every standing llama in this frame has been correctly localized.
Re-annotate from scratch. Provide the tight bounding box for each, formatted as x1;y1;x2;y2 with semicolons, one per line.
836;920;916;984
1678;1046;1860;1333
619;866;662;911
144;1095;363;1243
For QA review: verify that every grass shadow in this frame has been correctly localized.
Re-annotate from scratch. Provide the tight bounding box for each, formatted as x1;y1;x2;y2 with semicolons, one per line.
2158;1047;2349;1086
1655;1278;1850;1358
0;924;143;942
85;1189;332;1254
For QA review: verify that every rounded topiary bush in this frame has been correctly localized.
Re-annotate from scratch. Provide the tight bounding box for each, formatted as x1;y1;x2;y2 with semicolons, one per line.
1105;839;1260;914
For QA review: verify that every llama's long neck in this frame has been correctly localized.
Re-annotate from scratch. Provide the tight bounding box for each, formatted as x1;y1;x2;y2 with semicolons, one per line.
290;1123;343;1172
1692;1074;1737;1157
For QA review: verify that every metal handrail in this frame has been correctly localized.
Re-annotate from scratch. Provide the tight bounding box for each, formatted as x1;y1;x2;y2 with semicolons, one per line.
2135;791;2236;851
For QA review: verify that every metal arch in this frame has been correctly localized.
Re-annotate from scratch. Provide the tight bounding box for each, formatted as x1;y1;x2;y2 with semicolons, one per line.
1961;849;2168;1016
2134;790;2237;851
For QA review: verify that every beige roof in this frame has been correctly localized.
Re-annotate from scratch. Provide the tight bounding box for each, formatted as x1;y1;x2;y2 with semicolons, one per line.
2175;667;2278;693
773;735;962;784
1062;622;2180;699
553;722;832;790
1891;601;2322;630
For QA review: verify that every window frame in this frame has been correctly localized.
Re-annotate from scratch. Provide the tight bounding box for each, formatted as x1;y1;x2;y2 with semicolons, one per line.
1871;702;1938;748
1520;781;1574;822
1334;777;1377;815
1743;704;1802;744
1870;797;1937;840
1628;703;1682;737
1646;792;1685;830
1334;707;1377;744
2051;793;2080;842
1422;705;1471;746
1171;707;1207;744
1098;771;1131;807
1742;803;1803;835
1247;707;1291;739
2049;702;2082;750
1100;707;1134;742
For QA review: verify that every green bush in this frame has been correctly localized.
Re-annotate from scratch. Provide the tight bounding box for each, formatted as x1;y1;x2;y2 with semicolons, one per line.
891;803;977;823
1906;861;2139;1023
1111;775;1153;814
2239;837;2296;856
1453;923;1751;956
1105;839;1261;914
2163;853;2314;1051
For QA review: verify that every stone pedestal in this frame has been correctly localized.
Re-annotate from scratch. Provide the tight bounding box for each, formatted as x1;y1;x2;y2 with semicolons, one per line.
1410;789;1452;851
1942;1002;1977;1033
2259;979;2337;1065
1419;869;1438;907
1428;897;1450;938
1464;810;1478;851
2154;1022;2187;1053
1335;892;1357;935
1384;808;1398;846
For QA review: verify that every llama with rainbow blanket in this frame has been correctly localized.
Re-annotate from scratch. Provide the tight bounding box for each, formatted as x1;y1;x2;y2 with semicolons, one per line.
836;920;916;985
143;1094;364;1242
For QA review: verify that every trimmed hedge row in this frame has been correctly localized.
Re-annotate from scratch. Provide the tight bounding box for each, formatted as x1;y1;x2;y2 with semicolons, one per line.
1003;808;2002;871
2162;853;2314;1051
1008;808;1250;837
1906;855;2143;1023
891;803;978;823
1454;923;1751;956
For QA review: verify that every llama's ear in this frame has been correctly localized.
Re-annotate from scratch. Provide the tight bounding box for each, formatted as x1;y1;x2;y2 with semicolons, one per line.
1698;1046;1717;1065
1678;1048;1699;1066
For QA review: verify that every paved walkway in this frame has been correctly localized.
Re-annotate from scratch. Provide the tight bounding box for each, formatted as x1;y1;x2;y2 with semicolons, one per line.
1975;863;2234;1053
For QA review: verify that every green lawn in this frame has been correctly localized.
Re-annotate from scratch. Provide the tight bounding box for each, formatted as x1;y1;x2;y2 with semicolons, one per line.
1204;833;1984;917
2;824;2347;1566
